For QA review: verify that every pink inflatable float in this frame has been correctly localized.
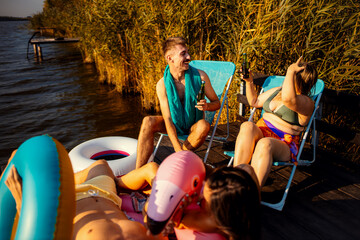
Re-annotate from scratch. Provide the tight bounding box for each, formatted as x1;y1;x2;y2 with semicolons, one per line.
146;151;205;235
146;151;226;240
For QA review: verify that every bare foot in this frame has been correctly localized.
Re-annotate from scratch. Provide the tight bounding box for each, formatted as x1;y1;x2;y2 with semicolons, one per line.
5;166;23;213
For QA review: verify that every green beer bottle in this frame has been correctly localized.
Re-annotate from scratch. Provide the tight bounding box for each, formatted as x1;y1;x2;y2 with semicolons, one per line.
242;53;249;78
197;80;206;101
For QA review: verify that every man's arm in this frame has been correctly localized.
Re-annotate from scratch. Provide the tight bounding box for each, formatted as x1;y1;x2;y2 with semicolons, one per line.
156;78;183;152
195;70;220;112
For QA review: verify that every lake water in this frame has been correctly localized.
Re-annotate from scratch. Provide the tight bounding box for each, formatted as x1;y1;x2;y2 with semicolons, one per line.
0;21;145;167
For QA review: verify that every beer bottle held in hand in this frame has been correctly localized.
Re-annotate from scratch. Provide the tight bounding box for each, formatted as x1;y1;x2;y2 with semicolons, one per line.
242;53;249;79
197;80;206;101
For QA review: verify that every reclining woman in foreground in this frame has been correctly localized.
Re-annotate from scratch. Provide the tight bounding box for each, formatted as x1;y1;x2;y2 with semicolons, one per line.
4;150;164;240
233;57;318;188
4;149;261;240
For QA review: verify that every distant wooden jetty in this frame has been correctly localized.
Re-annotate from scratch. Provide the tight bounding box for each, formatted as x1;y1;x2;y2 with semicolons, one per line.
30;37;80;59
30;38;80;44
27;28;80;60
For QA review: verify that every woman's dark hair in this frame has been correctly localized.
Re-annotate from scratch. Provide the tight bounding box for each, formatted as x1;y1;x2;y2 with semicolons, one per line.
206;166;261;240
296;62;318;96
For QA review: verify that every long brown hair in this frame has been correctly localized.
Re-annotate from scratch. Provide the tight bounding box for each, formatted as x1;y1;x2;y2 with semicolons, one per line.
206;166;261;240
296;62;318;96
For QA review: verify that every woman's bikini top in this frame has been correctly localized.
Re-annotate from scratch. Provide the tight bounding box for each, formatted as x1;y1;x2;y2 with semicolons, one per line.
262;88;302;126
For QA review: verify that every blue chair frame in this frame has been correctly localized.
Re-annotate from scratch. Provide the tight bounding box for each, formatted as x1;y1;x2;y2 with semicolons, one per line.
225;76;325;211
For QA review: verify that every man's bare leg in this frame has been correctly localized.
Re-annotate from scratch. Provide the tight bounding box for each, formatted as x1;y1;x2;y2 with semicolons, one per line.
136;116;166;169
183;119;210;151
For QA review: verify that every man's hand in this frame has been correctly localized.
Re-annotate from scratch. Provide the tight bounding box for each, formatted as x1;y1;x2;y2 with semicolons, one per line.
195;99;208;111
241;68;254;83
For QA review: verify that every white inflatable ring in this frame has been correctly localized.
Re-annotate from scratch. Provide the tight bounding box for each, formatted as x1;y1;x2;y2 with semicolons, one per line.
69;136;137;176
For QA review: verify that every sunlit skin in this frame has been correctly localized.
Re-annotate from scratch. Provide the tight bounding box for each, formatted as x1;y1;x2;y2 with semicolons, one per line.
234;57;316;187
4;149;261;240
135;39;220;169
3;156;165;240
165;164;260;238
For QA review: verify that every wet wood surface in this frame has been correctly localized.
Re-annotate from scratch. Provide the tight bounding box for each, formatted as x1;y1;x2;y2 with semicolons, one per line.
154;120;360;240
1;120;358;239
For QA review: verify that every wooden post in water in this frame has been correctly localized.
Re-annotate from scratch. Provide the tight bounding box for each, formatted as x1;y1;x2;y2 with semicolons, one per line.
32;43;43;60
37;45;42;60
29;37;80;59
33;44;38;57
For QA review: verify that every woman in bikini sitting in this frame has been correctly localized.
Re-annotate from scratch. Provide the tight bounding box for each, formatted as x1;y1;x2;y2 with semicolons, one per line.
233;57;318;188
4;150;165;240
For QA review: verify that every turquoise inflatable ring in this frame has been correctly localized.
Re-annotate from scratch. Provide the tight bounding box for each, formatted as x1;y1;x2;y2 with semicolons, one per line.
0;135;75;240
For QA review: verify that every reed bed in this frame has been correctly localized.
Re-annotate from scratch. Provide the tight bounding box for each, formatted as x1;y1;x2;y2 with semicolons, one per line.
31;0;360;162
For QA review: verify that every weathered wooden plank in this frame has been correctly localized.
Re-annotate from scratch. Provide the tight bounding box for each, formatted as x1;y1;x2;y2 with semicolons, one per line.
144;121;360;240
265;183;359;240
264;160;360;239
30;38;80;44
283;191;360;240
1;121;359;240
261;207;324;240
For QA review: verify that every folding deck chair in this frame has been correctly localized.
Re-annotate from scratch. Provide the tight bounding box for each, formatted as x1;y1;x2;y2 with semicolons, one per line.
224;75;325;211
152;60;236;163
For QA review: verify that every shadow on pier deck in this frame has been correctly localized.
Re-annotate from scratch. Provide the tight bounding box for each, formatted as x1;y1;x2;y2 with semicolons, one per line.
155;120;360;240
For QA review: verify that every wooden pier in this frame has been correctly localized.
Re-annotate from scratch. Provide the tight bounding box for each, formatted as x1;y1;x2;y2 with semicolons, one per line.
0;120;358;239
154;120;360;240
29;37;80;59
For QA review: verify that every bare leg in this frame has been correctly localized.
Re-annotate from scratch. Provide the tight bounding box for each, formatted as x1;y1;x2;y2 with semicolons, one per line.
233;122;263;167
116;161;158;191
136;116;166;169
251;138;291;188
183;119;210;151
74;159;115;184
3;155;164;240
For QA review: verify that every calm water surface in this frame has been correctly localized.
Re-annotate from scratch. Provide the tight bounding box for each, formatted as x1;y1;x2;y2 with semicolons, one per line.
0;21;145;167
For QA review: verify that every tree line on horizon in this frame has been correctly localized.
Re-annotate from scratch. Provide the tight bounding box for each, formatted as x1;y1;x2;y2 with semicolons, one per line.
0;16;30;21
